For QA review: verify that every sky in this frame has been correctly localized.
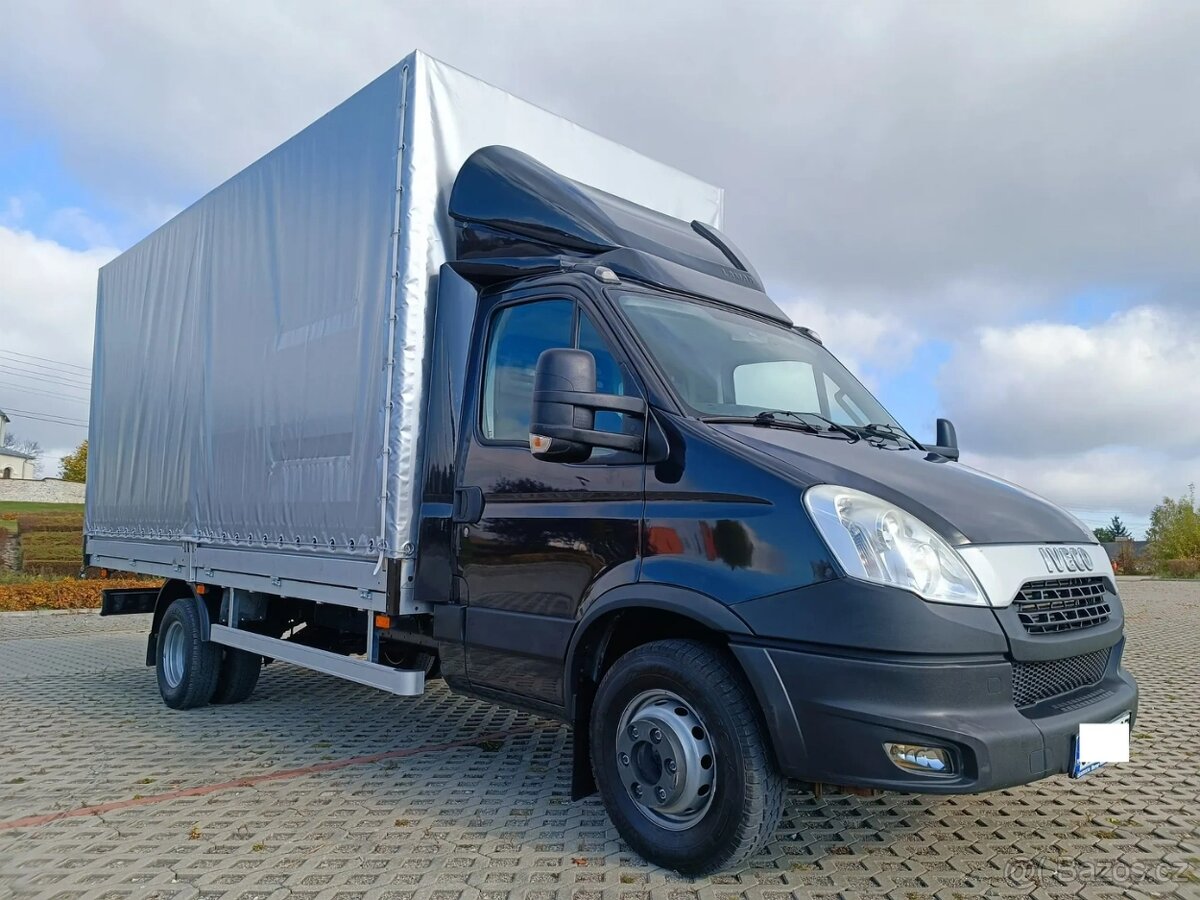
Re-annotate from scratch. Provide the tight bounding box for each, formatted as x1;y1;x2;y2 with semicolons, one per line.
2;1;1198;537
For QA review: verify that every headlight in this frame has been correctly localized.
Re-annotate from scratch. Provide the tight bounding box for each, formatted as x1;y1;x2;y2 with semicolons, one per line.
804;485;989;606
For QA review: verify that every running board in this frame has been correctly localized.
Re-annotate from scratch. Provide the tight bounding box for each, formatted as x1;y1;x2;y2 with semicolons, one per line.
209;624;425;696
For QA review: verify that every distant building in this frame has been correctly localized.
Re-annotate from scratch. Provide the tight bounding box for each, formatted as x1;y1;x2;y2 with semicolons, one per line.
1099;538;1150;563
0;409;38;479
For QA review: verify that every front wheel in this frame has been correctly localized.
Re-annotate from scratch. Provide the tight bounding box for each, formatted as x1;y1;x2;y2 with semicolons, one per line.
590;639;786;874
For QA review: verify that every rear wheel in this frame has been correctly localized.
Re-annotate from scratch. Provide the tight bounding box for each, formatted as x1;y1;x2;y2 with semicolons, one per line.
380;642;440;679
212;648;262;704
156;598;220;709
590;639;786;874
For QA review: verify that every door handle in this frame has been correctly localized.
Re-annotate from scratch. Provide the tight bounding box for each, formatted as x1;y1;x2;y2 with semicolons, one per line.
452;486;485;524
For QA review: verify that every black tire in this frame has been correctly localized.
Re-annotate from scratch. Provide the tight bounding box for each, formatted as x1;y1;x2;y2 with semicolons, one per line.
590;639;786;875
155;597;221;710
212;647;262;704
380;642;440;679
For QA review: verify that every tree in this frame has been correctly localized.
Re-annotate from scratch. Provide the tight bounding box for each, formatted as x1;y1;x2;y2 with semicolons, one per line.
60;440;87;483
1;431;41;457
1146;485;1200;563
1092;515;1132;543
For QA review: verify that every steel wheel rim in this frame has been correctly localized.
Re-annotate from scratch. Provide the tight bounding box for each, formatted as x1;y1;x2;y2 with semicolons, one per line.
162;620;187;689
615;688;716;831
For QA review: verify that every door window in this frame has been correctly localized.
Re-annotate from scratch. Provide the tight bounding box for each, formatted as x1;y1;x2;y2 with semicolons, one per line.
481;299;574;441
480;299;641;453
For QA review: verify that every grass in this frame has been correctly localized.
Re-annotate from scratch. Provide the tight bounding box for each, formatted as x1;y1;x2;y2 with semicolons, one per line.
0;570;51;585
0;501;83;538
0;501;84;515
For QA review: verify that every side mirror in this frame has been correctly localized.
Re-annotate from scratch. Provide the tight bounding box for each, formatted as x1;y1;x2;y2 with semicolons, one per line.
530;348;647;462
931;417;959;461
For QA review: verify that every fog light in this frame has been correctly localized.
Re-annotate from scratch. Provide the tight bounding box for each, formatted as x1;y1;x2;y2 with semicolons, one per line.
884;742;952;774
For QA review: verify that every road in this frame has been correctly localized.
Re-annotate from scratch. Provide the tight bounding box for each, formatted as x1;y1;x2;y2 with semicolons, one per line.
0;580;1196;898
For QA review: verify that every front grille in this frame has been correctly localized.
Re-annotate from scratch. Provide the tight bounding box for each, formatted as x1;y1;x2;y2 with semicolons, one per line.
1015;576;1111;634
1012;648;1111;708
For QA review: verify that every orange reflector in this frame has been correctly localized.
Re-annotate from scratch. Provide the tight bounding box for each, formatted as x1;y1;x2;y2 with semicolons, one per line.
194;584;207;595
374;613;391;629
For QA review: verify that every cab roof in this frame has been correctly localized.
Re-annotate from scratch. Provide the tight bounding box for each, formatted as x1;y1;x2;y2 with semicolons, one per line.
448;146;790;324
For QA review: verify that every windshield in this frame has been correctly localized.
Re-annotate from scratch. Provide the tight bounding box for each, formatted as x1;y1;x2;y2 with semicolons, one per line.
616;291;900;428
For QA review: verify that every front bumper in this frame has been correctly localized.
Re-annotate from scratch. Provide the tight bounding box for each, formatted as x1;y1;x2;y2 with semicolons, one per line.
732;637;1138;793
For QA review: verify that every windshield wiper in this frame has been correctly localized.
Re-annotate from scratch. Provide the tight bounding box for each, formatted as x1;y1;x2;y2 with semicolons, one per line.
771;410;860;441
700;410;859;441
855;422;923;450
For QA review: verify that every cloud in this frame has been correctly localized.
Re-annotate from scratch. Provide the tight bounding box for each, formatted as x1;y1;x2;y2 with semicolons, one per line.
3;1;1200;322
776;292;923;377
2;1;1197;525
2;196;25;225
963;447;1196;537
0;225;116;461
940;305;1200;458
44;207;116;249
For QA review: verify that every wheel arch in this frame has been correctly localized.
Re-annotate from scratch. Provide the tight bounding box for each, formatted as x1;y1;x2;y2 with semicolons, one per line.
564;584;753;799
146;579;218;666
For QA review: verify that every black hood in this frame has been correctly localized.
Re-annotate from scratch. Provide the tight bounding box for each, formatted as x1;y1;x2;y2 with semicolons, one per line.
712;424;1091;546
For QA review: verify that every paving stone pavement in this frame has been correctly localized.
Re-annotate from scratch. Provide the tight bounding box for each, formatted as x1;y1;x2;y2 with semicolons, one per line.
0;580;1196;900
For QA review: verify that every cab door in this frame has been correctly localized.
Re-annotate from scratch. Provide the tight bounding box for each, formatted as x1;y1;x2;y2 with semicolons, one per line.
454;286;644;708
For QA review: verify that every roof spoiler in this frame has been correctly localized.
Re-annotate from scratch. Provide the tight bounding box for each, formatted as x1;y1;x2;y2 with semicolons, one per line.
449;147;786;320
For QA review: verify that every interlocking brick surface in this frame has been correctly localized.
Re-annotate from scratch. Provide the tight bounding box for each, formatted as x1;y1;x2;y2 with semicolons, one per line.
0;580;1196;899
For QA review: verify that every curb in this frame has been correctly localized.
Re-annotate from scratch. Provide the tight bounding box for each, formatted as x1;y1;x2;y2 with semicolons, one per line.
0;608;104;618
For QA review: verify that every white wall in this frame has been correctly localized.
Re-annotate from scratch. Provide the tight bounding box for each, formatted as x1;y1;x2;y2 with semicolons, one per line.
0;478;85;503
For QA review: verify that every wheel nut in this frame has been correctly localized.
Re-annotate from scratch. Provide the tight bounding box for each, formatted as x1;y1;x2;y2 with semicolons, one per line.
650;728;663;743
655;787;667;802
619;752;630;766
665;759;677;774
629;724;640;739
632;783;643;798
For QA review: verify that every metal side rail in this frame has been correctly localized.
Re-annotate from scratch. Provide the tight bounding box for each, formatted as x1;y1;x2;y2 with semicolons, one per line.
209;624;425;696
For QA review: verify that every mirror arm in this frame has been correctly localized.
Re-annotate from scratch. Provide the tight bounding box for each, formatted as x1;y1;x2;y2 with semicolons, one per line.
533;424;643;453
533;390;647;417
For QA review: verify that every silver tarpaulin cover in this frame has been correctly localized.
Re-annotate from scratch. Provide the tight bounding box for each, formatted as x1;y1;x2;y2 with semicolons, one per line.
86;51;723;561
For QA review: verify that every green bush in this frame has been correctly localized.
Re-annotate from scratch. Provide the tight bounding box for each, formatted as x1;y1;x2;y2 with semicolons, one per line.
21;546;81;563
14;530;83;572
16;516;83;533
1147;486;1200;567
21;532;79;552
21;533;81;563
1164;559;1200;578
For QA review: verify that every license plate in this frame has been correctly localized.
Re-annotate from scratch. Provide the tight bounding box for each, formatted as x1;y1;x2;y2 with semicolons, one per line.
1071;711;1131;779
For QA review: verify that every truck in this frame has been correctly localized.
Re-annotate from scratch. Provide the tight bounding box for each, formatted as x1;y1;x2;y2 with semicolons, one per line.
88;51;1138;874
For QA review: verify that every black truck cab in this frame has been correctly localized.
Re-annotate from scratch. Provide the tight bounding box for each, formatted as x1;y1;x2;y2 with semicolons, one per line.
420;146;1137;870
